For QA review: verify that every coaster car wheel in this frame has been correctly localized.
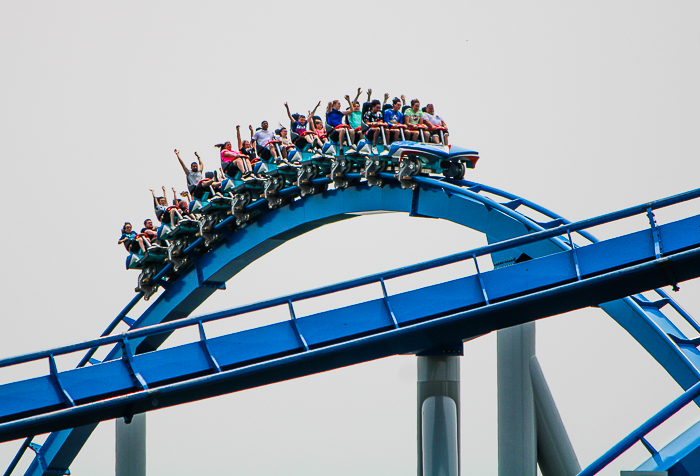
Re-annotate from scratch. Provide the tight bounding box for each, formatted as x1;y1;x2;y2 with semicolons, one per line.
264;175;287;209
398;157;422;190
199;215;221;247
441;160;466;180
297;163;321;197
331;156;352;189
168;237;191;273
136;264;159;301
232;190;253;225
363;157;386;188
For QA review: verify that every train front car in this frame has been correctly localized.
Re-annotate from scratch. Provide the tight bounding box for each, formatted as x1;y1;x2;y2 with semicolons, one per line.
391;142;480;189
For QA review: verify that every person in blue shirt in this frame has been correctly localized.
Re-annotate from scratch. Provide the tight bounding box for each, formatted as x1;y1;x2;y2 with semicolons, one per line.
325;99;355;146
384;97;405;143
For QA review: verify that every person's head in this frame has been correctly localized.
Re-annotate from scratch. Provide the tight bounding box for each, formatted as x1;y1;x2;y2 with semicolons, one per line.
331;99;341;111
158;197;167;206
314;118;323;130
425;103;435;114
261;120;269;130
279;127;288;137
392;97;402;111
352;101;360;112
370;99;381;112
191;162;199;172
298;115;306;125
411;99;420;112
143;219;153;228
215;142;232;151
178;200;188;210
242;140;251;149
122;222;132;234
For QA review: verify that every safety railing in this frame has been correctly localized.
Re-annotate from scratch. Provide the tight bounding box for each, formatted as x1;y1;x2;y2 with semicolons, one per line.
2;185;699;375
577;379;700;476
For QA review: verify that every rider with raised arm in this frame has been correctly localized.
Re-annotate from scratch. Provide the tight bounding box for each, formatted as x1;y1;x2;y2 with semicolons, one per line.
307;101;327;150
150;186;183;226
384;97;405;144
326;99;355;146
284;102;316;150
344;88;364;142
362;99;387;153
404;98;429;142
174;149;203;193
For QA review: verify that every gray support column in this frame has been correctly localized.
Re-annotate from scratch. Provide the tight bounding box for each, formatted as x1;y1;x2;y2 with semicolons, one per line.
498;322;536;476
418;355;461;476
530;356;581;476
116;414;146;476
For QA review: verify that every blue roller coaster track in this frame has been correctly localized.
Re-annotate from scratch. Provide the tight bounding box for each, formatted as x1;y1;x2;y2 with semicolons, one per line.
3;167;700;475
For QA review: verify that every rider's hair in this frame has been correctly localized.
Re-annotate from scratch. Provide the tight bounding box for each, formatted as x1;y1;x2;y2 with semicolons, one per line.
121;222;132;234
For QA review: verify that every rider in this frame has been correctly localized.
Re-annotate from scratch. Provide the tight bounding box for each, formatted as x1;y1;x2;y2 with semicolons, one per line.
174;149;203;194
423;103;449;145
325;99;355;146
217;138;253;178
403;99;428;142
252;120;279;162
384;97;405;143
362;99;387;152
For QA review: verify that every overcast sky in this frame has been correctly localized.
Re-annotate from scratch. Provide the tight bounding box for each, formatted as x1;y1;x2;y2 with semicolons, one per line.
1;1;700;475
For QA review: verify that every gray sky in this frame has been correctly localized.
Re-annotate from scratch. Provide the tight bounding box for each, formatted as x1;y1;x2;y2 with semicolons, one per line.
1;1;700;474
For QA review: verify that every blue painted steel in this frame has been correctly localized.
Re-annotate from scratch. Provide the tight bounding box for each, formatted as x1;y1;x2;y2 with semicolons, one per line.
0;212;700;441
577;380;700;476
636;419;700;473
7;177;700;475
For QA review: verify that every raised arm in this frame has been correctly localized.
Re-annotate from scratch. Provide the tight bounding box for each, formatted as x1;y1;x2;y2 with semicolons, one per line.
353;87;362;104
150;189;158;210
174;149;188;174
236;125;243;149
366;88;372;102
400;95;406;106
344;94;352;107
326;101;333;115
248;125;254;141
171;187;178;205
284;102;294;122
194;151;203;171
383;93;389;106
310;101;321;117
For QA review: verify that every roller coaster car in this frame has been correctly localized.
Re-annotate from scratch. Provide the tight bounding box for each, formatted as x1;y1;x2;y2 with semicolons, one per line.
390;142;479;190
125;244;167;300
189;186;231;247
157;220;199;273
232;181;264;226
296;149;331;197
264;160;300;209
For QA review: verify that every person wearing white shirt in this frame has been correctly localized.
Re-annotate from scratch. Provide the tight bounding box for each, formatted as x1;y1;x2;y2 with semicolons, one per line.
423;104;449;145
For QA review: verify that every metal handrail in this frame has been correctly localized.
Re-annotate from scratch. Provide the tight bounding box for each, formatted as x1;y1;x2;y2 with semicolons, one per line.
577;379;700;476
1;185;698;372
